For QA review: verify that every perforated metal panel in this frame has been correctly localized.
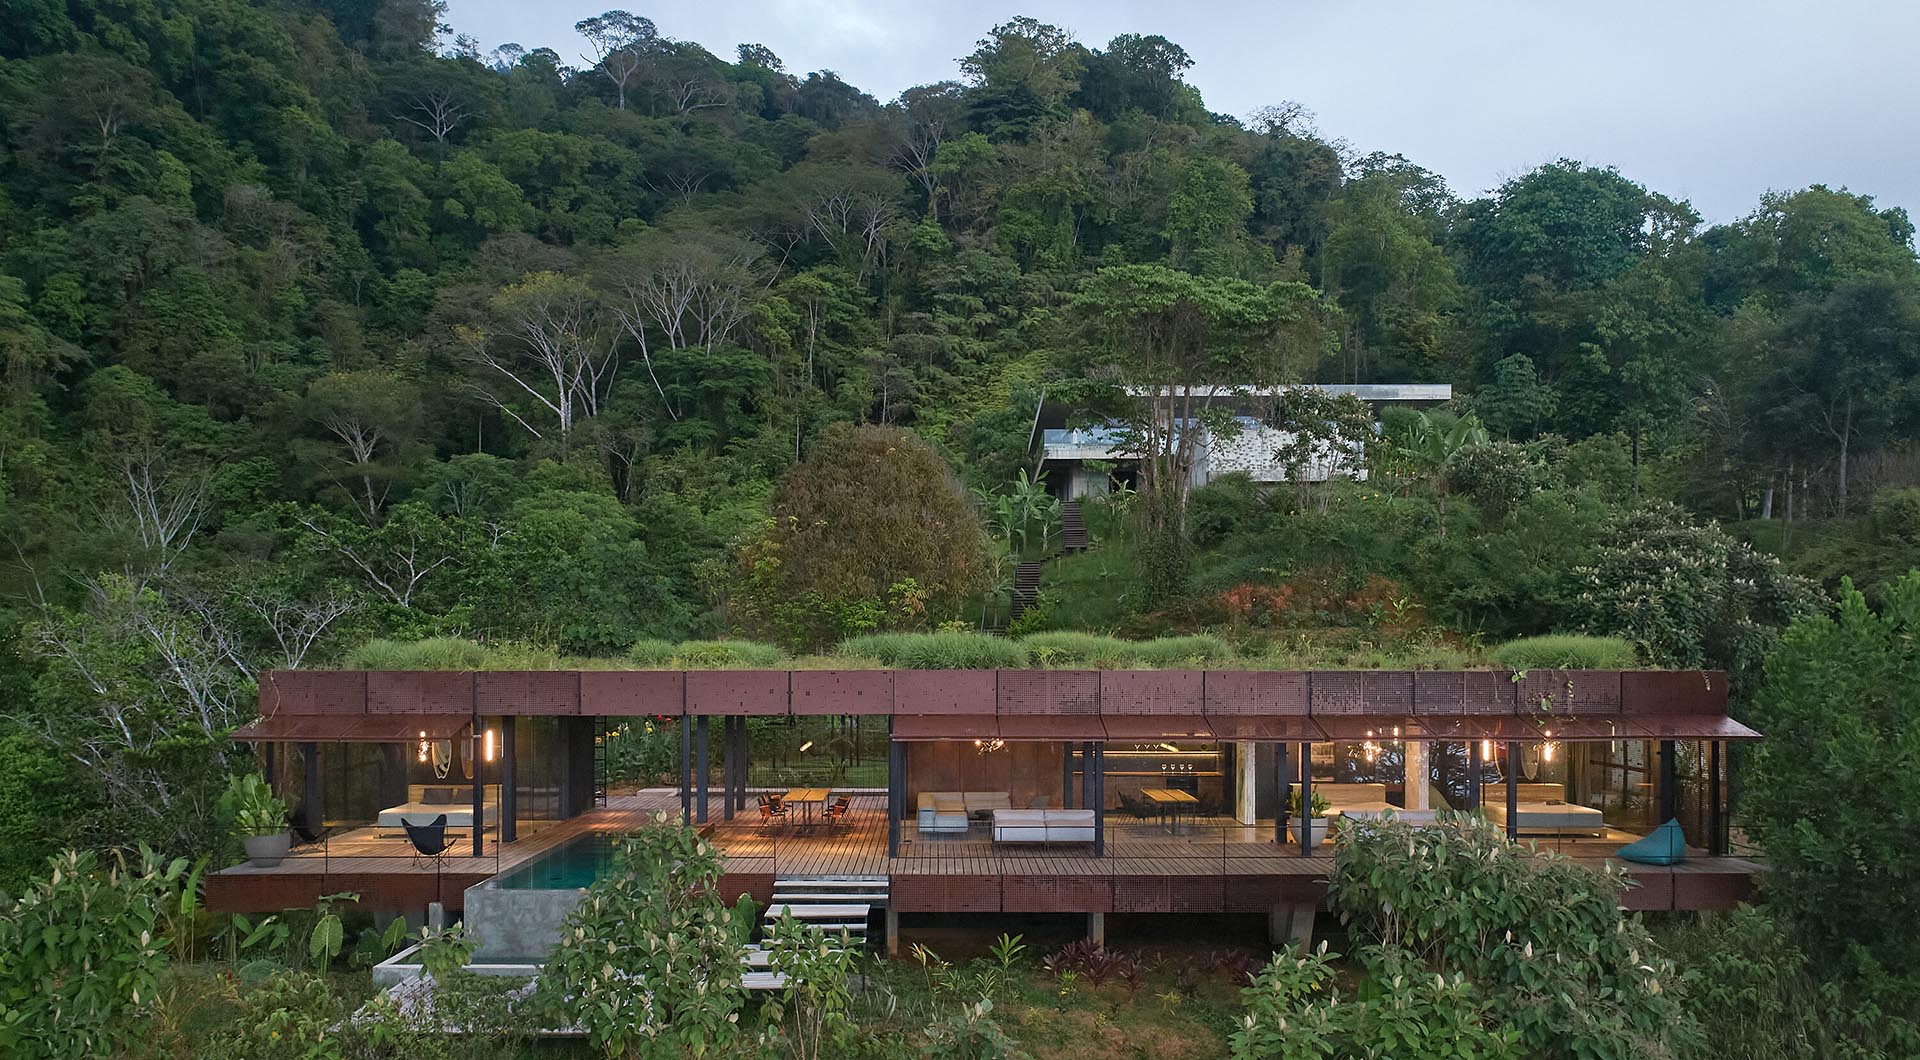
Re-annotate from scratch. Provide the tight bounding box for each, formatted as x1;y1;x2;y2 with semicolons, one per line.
997;670;1099;714
579;671;685;716
791;670;895;715
893;669;996;715
1202;670;1308;715
476;671;579;715
1413;670;1517;715
367;671;472;714
1097;670;1204;715
1309;671;1413;715
259;670;366;715
685;670;789;716
1621;670;1726;715
1516;670;1624;714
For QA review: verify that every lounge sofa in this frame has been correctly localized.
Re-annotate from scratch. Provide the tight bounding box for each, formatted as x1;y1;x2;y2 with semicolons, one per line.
916;791;1013;833
991;808;1097;845
1481;783;1606;836
378;784;501;831
1321;782;1453;825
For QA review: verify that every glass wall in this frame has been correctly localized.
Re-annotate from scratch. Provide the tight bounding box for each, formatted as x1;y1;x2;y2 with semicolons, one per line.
512;717;566;822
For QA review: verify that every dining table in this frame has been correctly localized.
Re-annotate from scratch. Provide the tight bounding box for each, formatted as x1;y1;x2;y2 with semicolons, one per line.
783;787;831;832
1140;787;1200;835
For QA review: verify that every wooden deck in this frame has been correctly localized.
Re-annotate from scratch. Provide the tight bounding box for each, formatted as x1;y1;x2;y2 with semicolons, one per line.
207;790;1760;915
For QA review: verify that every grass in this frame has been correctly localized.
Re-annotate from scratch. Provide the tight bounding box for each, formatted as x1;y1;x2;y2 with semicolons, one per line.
1489;635;1639;669
626;639;788;668
836;631;1031;669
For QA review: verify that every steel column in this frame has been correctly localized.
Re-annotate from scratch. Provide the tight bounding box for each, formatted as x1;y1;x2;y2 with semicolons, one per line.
1708;740;1724;856
1275;740;1290;846
887;727;904;857
1080;741;1093;809
1505;742;1520;840
720;717;735;821
679;717;691;827
696;715;710;824
1468;739;1483;811
1298;741;1313;858
501;715;518;843
470;676;483;857
1092;742;1105;858
301;742;320;833
1658;740;1679;824
1062;744;1074;809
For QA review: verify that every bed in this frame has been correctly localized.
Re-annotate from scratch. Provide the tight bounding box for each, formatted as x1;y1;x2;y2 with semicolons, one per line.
377;784;501;832
1481;783;1606;836
1318;782;1451;825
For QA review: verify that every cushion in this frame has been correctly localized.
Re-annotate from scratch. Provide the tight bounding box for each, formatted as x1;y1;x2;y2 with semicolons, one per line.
423;787;457;805
1615;819;1688;865
933;792;965;812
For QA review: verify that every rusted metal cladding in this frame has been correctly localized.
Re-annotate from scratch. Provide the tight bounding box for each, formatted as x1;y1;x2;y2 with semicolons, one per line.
579;671;684;716
1096;670;1203;715
1309;671;1413;715
997;670;1100;714
1202;670;1308;715
367;671;472;714
1516;670;1624;714
685;670;789;716
259;670;366;716
890;875;1000;913
893;670;996;715
1001;875;1113;913
1621;670;1728;715
791;670;895;715
476;671;580;715
1413;670;1517;715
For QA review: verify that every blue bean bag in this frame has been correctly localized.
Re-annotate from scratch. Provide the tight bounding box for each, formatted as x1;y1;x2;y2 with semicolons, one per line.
1615;818;1687;865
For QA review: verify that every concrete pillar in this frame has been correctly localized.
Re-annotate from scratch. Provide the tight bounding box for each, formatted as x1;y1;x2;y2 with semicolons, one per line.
1266;903;1318;949
1087;911;1105;947
1235;741;1258;824
1405;740;1429;810
887;733;904;857
885;907;900;956
1288;903;1316;948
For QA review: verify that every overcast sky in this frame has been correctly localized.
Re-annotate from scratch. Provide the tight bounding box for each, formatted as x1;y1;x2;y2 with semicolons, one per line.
444;0;1920;225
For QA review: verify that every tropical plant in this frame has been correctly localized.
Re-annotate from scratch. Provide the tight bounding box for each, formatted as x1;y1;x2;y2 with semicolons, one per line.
1288;788;1331;819
535;813;754;1058
0;848;186;1060
219;772;288;837
764;911;858;1060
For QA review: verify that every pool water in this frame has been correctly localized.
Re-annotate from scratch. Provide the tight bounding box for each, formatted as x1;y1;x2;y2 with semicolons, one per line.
494;833;626;890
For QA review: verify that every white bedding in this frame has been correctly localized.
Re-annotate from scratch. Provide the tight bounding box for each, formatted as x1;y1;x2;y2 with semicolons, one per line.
377;802;500;829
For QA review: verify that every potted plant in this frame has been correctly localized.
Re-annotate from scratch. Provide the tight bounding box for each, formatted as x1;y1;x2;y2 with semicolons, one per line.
1288;789;1333;847
224;773;292;867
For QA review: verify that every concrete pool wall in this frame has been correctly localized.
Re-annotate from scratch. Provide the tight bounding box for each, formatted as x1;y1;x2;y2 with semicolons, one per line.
463;879;587;962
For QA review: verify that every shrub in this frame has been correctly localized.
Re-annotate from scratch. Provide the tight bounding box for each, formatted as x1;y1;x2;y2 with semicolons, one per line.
1020;631;1134;667
339;636;492;670
835;632;1029;669
1488;634;1638;669
626;639;787;668
1232;942;1519;1059
1130;634;1233;665
1328;814;1696;1060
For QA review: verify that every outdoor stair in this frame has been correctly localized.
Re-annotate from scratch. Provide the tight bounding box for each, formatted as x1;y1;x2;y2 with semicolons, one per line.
763;875;888;944
1010;561;1043;623
1060;500;1088;552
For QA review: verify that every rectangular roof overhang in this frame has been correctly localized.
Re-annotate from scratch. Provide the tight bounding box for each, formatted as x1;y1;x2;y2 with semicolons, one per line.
233;713;470;743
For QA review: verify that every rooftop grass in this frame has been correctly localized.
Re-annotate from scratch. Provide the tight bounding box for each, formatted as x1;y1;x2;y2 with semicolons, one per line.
1487;634;1639;670
328;634;1668;671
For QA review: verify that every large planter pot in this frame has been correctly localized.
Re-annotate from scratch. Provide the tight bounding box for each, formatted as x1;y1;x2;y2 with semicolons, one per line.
244;831;292;868
1288;816;1332;847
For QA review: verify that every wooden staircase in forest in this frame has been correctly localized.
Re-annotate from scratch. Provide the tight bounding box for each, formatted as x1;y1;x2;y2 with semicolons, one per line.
1009;561;1043;624
1060;500;1088;552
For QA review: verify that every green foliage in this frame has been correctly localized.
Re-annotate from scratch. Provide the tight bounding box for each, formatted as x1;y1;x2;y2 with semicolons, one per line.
217;772;287;837
1743;573;1920;969
0;848;185;1060
1287;787;1331;819
535;812;752;1058
340;636;495;670
765;911;859;1060
1328;815;1696;1060
1487;635;1638;670
1231;942;1519;1060
626;638;789;668
837;632;1030;669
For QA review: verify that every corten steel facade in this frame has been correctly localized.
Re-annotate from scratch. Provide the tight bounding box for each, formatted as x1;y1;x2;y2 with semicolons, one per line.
214;668;1757;918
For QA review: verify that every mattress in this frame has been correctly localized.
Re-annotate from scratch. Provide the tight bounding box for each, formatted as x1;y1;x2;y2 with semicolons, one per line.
1484;801;1605;835
377;802;500;829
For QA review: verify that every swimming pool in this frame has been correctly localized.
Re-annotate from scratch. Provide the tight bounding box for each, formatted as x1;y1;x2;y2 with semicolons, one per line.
493;833;626;890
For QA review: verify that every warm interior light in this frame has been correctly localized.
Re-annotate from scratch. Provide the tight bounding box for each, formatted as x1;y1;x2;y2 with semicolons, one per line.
1542;732;1557;764
1480;739;1494;761
483;728;497;763
798;740;814;753
1159;742;1180;753
417;730;429;763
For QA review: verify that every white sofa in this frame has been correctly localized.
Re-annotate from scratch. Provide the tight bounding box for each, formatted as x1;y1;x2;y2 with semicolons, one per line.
991;808;1097;844
916;791;1013;833
378;784;501;831
1322;783;1453;825
1482;783;1606;836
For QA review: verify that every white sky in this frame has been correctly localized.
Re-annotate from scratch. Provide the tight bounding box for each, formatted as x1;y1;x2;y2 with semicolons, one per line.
444;0;1920;225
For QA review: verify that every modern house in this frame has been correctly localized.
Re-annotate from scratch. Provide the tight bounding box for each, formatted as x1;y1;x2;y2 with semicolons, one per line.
1037;384;1453;499
210;666;1756;953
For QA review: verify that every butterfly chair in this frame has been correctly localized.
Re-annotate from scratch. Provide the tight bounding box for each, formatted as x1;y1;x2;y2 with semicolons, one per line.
401;814;450;869
288;807;328;848
822;795;853;831
757;794;789;834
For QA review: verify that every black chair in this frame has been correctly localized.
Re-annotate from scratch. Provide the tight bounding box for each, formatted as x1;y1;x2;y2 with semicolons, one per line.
288;807;327;847
401;814;450;868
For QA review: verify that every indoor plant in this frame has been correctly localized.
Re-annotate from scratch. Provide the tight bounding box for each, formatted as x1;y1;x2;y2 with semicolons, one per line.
1288;788;1333;847
225;772;292;867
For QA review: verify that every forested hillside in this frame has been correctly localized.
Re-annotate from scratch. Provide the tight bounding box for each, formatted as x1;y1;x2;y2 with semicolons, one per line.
2;2;1918;868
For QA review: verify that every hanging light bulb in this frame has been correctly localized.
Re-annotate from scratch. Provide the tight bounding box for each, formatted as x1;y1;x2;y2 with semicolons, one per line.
417;730;430;764
1480;739;1493;762
1541;730;1557;765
